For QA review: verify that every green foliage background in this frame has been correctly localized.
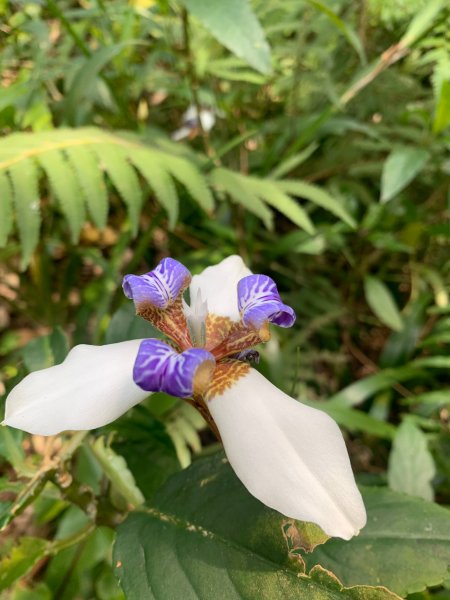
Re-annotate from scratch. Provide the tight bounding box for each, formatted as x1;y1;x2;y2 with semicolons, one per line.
0;0;449;598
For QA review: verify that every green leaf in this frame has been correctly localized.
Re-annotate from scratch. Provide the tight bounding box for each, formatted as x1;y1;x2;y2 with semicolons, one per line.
433;79;450;134
111;405;179;500
48;327;70;365
21;336;54;372
269;143;319;179
65;43;133;125
388;420;436;501
90;437;144;507
44;508;110;597
0;537;48;592
278;180;356;228
380;147;430;203
164;402;206;468
7;582;52;600
210;167;273;229
247;179;316;234
0;427;27;475
8;159;40;269
8;582;53;600
0;171;13;247
180;0;272;75
65;145;108;229
91;142;142;234
399;0;447;47
129;149;179;228
114;453;400;600
364;276;404;331
105;303;161;344
1;467;56;532
329;365;423;407
21;328;69;372
37;148;85;242
306;486;450;596
0;128;216;253
306;401;396;439
205;58;267;84
379;294;428;368
412;356;450;369
304;0;366;64
163;154;214;214
404;389;450;408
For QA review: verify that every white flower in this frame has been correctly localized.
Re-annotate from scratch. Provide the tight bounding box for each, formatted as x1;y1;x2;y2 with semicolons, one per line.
3;255;366;540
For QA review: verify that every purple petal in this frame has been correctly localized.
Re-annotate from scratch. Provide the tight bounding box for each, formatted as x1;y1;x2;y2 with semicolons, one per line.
238;274;296;329
133;339;215;398
123;258;191;309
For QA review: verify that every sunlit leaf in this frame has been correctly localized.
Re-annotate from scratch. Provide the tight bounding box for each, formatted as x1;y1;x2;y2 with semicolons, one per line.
305;400;396;439
433;80;450;134
388;420;436;500
380;147;430;203
8;160;40;269
0;537;48;592
304;0;366;64
399;0;448;47
90;437;144;507
0;171;13;247
278;180;356;228
329;365;423;407
65;43;137;125
364;276;404;331
180;0;272;74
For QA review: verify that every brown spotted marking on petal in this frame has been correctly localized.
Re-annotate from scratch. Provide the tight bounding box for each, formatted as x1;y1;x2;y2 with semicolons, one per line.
210;321;269;360
204;314;234;350
136;295;192;350
204;359;250;401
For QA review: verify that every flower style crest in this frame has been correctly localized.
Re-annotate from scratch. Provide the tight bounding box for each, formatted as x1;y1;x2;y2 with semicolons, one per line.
3;254;366;540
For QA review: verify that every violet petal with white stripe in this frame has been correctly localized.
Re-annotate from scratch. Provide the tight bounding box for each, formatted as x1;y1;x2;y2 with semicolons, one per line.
133;339;215;398
122;258;191;308
238;274;296;329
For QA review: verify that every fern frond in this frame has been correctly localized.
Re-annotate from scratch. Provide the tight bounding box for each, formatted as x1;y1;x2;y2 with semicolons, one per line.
162;154;215;214
210;167;273;229
90;142;142;235
8;160;40;269
245;178;316;234
164;402;205;468
0;126;352;268
65;145;108;229
129;149;179;229
0;171;13;247
0;127;214;263
37;149;85;243
278;180;357;228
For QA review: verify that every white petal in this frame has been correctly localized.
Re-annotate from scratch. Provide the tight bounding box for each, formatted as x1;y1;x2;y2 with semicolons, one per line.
4;340;149;435
208;369;367;540
190;255;251;321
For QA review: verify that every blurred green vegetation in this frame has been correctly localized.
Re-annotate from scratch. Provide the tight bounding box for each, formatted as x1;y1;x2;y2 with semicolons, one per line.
0;0;450;598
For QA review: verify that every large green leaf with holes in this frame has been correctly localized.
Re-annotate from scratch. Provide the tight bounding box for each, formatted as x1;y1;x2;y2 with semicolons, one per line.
114;452;400;599
305;486;450;596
